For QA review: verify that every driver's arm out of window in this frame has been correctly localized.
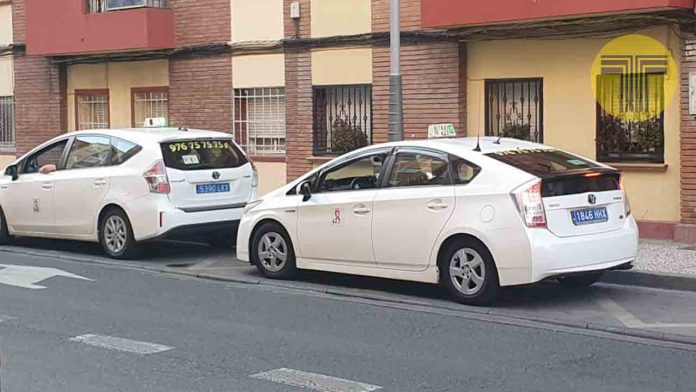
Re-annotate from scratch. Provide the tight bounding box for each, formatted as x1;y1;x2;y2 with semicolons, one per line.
39;164;58;174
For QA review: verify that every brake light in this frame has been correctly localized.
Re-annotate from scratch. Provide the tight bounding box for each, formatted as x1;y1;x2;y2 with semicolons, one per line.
143;160;170;194
619;174;631;217
511;180;547;228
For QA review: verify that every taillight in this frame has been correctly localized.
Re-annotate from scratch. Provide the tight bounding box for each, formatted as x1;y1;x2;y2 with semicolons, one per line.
619;174;631;217
143;160;171;194
511;180;547;228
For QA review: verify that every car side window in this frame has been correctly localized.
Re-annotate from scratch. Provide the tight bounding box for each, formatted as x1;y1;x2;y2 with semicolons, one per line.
387;152;450;188
65;135;112;170
451;158;481;185
22;139;69;174
111;138;141;165
319;153;388;193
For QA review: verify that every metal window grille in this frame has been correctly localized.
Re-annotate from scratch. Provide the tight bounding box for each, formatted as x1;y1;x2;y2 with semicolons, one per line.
87;0;170;13
76;93;109;130
313;85;373;155
485;78;543;143
233;88;286;156
0;96;15;152
133;90;168;127
596;73;664;163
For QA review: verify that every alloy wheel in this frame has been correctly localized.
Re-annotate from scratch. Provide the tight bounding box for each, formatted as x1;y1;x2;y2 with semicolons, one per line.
449;247;486;295
257;232;288;272
104;215;128;254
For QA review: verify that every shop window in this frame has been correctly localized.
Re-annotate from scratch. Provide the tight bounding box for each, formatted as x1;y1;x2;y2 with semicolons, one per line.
485;78;543;143
75;90;110;131
132;87;169;127
233;87;286;156
596;73;664;163
313;84;373;155
0;96;14;152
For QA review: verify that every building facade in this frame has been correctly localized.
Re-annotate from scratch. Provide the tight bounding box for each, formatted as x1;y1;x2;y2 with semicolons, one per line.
6;0;696;241
0;0;14;170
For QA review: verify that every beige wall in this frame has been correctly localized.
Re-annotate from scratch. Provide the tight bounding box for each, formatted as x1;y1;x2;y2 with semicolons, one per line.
0;155;15;170
231;0;283;42
311;0;371;38
0;56;12;97
0;4;12;46
467;26;680;222
67;60;169;131
257;162;287;195
232;54;285;88
311;48;373;85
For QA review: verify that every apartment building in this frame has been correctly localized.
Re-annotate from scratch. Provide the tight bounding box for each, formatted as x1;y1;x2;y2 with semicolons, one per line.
0;0;14;169
8;0;696;241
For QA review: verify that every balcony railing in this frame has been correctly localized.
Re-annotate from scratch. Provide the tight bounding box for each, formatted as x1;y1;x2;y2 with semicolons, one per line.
87;0;171;13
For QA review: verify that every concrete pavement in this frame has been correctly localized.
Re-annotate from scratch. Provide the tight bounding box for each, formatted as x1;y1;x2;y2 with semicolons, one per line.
0;249;695;391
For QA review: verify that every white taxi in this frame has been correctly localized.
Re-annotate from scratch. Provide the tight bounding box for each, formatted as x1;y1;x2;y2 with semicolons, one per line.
237;137;638;305
0;128;257;259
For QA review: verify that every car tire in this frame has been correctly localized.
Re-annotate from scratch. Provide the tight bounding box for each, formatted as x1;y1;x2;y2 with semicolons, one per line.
440;237;500;306
251;222;297;280
558;272;603;288
99;208;140;260
0;207;12;245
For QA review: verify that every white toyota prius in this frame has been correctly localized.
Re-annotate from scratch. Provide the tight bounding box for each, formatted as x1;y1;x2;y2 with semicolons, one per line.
237;137;638;305
0;128;257;259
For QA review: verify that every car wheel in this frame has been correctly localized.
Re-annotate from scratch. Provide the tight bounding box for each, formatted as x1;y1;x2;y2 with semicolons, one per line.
0;207;12;245
558;272;603;288
440;238;500;306
251;222;296;279
99;208;139;260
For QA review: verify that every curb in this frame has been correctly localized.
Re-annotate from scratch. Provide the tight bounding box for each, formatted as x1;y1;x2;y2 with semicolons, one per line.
602;270;696;292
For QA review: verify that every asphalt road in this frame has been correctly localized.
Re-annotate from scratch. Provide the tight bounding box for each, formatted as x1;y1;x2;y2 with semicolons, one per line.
0;250;695;392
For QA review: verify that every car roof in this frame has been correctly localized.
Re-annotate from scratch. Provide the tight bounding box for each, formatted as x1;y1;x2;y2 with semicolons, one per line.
359;137;551;156
63;128;233;144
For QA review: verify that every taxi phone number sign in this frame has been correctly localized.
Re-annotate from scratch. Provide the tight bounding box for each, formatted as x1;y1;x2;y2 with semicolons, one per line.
428;124;456;139
168;140;231;152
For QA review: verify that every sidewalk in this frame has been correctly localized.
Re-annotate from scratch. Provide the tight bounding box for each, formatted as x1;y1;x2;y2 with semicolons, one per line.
635;240;696;276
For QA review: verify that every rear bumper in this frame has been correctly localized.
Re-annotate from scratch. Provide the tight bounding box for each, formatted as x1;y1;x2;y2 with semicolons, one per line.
149;220;240;242
527;216;639;283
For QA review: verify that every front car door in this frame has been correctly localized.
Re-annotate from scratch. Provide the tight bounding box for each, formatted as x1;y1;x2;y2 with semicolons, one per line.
52;134;113;236
372;148;457;270
297;148;391;264
1;139;69;234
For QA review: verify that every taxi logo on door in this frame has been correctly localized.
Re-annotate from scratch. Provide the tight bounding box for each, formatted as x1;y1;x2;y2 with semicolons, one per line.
33;198;40;212
332;209;342;225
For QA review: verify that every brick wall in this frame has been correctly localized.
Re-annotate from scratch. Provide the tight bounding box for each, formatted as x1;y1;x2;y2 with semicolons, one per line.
284;0;313;180
678;35;696;241
372;0;422;32
12;0;25;43
168;55;233;132
173;0;231;46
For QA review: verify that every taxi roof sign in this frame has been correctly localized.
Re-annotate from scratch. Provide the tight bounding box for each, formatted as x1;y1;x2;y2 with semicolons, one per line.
143;117;167;128
428;123;456;139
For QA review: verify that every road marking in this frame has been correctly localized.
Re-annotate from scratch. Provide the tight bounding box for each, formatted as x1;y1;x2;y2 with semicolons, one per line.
70;334;173;355
0;264;93;289
597;296;696;329
250;368;381;392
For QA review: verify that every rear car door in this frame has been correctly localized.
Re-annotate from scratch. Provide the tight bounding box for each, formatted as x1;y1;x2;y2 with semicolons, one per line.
52;135;113;235
297;149;390;264
372;148;456;270
161;139;255;212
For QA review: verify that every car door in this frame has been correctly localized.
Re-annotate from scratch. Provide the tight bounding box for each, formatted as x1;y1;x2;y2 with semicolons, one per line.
1;139;70;234
296;149;390;264
52;134;113;236
372;148;456;270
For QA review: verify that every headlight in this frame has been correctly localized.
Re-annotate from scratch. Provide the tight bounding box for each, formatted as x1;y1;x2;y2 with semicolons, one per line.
244;200;264;214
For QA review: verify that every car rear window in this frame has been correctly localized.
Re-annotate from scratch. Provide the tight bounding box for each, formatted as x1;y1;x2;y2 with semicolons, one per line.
485;149;602;178
160;139;247;171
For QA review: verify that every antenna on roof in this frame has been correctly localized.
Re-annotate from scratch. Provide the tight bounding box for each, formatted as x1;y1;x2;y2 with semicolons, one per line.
494;134;502;144
473;131;481;152
178;126;189;132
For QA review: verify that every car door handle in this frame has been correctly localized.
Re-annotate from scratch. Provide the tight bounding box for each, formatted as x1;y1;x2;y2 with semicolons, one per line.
41;182;54;190
353;205;371;215
427;199;449;211
93;179;107;186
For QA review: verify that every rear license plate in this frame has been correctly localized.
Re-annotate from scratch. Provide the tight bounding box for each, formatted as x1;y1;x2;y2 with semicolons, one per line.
570;207;608;225
196;183;230;194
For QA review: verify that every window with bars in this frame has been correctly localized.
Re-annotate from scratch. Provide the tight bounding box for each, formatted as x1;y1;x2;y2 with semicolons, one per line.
132;87;169;127
86;0;170;13
75;90;110;131
233;87;286;156
0;96;15;152
596;73;664;163
485;78;543;143
313;85;373;155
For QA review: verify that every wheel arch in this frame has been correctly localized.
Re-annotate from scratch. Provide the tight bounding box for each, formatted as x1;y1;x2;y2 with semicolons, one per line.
97;203;131;234
435;233;500;280
248;218;293;265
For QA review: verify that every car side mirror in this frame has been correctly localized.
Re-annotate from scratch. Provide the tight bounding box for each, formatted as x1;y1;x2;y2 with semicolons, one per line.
300;181;312;202
5;165;18;181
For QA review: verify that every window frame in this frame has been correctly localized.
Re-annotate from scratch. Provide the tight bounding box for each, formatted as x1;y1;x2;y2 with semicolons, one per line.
110;137;143;166
312;84;373;156
131;86;169;128
63;134;114;171
19;138;72;175
448;155;482;186
382;147;453;189
75;89;111;131
232;87;287;158
0;96;15;153
484;78;544;144
314;147;393;194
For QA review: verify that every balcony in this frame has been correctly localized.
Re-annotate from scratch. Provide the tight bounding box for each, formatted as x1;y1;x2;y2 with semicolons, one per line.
421;0;694;28
25;0;175;56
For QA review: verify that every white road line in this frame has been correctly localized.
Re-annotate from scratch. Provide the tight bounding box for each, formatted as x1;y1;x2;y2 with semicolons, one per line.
596;297;646;328
250;368;382;392
70;334;173;355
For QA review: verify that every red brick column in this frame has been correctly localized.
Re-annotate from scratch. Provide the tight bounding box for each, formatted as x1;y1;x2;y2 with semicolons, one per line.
284;0;313;180
172;0;231;46
676;35;696;242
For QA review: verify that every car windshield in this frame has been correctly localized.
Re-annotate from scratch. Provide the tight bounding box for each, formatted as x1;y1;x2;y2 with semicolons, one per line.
485;148;602;178
160;139;247;171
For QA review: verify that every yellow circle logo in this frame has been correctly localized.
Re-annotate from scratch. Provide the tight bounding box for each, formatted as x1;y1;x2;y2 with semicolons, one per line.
591;34;677;121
